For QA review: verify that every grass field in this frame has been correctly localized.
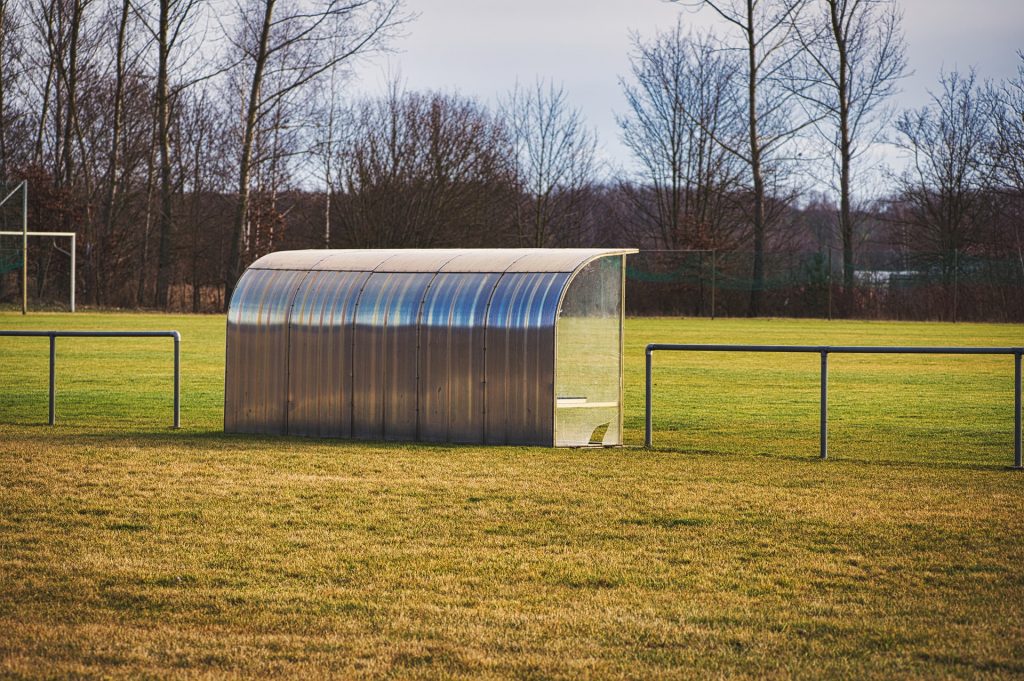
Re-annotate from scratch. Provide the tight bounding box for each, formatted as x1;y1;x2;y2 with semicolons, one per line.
1;312;1023;678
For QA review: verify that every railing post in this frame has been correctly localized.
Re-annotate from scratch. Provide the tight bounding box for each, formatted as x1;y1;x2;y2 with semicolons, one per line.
21;181;27;316
820;349;828;460
173;331;181;429
48;333;55;425
645;345;654;448
1015;351;1021;469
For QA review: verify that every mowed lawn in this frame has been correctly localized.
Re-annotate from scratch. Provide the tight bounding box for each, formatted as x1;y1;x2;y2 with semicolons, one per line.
1;311;1022;679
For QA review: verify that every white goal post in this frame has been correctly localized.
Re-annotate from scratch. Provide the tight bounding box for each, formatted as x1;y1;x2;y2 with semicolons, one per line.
0;230;76;312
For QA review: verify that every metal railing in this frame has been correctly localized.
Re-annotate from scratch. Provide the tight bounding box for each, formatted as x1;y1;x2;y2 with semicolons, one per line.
0;330;181;428
644;344;1023;468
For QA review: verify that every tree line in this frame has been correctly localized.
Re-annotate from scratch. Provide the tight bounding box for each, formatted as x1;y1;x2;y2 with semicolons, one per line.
0;0;1021;319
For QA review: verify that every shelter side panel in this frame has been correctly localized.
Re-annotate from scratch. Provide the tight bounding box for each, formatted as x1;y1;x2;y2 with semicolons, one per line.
225;269;307;434
418;272;499;443
484;272;566;446
287;270;370;437
352;272;434;441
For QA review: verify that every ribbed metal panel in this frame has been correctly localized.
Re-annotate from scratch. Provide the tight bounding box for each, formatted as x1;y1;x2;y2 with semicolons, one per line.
418;272;500;443
437;250;535;273
352;272;435;440
287;270;370;437
503;250;619;273
224;268;308;434
374;250;464;272
484;272;569;445
224;248;636;446
313;250;403;272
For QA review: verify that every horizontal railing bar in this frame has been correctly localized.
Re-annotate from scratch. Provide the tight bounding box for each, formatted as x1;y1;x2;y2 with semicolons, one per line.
0;330;179;339
647;344;1023;356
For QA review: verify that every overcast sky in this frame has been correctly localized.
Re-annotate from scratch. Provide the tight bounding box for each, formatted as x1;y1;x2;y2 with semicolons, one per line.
353;0;1024;173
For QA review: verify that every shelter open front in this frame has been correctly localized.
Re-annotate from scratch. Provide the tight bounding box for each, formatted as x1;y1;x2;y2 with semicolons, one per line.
225;248;635;446
555;255;624;446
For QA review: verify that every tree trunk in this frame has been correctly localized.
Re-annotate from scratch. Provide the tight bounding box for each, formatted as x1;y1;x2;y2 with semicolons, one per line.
34;51;54;164
97;0;130;306
746;0;765;317
154;0;173;309
830;0;855;316
61;0;82;190
191;108;204;313
136;121;158;306
225;0;275;309
323;189;331;247
0;0;8;184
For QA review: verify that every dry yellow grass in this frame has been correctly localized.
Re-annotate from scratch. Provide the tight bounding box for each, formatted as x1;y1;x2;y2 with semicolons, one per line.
1;312;1022;678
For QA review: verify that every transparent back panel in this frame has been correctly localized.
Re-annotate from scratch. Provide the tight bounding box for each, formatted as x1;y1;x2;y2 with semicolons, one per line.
555;256;622;446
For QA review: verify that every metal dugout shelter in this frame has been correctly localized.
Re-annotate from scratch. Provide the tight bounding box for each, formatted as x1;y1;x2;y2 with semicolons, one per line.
225;248;635;446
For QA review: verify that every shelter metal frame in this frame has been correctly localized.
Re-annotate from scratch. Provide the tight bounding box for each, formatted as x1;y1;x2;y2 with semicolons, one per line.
225;248;635;446
644;343;1023;468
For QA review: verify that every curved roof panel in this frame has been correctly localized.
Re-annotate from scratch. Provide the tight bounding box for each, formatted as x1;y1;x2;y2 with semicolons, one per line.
248;248;635;274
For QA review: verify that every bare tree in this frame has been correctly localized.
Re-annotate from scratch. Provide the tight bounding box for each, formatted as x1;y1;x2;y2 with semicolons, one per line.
676;0;811;315
989;53;1024;193
500;80;597;247
7;0;108;305
91;0;142;304
789;0;906;310
310;62;347;247
334;87;515;248
24;0;100;187
0;0;23;301
132;0;210;306
617;23;746;252
987;52;1024;286
892;69;994;320
175;85;231;311
88;69;160;305
223;0;406;306
0;0;23;182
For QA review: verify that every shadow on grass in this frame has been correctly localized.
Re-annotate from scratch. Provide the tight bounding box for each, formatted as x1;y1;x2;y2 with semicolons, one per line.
643;444;1015;473
4;422;1017;472
1;423;535;457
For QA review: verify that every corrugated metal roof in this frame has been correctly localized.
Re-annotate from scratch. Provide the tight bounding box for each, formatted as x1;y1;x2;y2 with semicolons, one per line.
248;248;637;274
